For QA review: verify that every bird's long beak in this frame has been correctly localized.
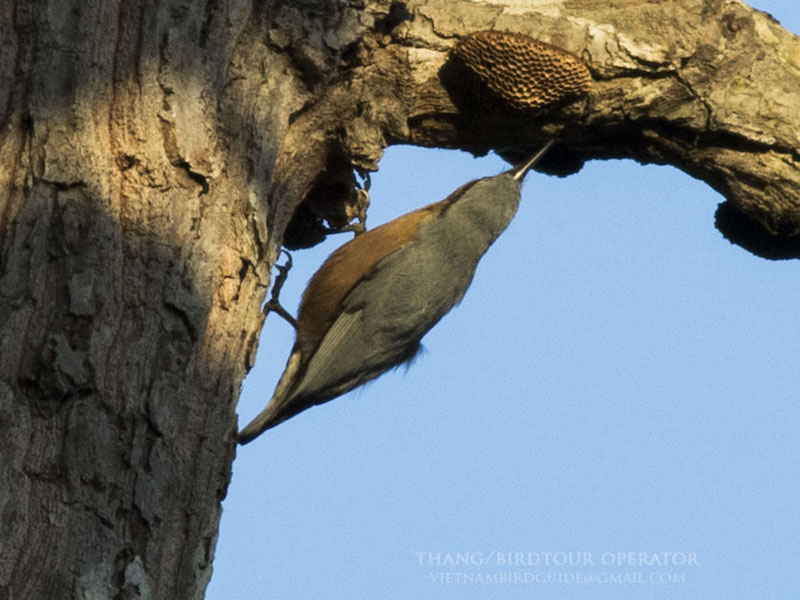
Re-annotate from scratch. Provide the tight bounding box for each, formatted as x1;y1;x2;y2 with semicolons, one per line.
511;139;556;182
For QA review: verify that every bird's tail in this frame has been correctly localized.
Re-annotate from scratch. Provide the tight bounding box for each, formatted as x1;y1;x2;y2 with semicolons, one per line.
237;351;303;444
237;401;286;444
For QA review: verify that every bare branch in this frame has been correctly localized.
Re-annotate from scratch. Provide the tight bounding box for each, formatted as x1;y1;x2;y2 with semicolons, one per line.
278;0;800;257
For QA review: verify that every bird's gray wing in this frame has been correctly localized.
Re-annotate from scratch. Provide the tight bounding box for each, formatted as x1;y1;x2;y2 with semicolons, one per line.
288;241;450;405
289;309;364;403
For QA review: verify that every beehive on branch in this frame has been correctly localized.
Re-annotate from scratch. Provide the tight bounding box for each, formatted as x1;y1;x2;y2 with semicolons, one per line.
451;30;592;111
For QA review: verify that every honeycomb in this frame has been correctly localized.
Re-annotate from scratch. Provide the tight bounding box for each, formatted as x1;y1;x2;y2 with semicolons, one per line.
450;30;591;111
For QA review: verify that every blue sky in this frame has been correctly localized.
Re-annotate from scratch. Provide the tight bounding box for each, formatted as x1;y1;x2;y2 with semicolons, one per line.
209;3;799;598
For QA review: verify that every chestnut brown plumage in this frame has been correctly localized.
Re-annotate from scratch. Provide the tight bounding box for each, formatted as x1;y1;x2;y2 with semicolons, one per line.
238;142;554;444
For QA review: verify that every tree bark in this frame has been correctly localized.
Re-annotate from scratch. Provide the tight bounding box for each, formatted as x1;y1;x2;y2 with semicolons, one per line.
0;0;796;598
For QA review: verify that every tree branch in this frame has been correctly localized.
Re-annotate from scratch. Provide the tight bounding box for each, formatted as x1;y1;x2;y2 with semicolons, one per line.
278;0;800;257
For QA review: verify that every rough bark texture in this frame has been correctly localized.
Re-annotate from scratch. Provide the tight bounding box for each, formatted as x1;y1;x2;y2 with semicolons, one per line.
0;0;796;598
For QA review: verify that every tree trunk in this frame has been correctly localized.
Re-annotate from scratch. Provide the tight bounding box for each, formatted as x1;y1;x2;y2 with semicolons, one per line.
0;0;796;598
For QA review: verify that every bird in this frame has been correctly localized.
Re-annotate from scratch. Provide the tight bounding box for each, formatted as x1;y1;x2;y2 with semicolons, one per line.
238;141;554;444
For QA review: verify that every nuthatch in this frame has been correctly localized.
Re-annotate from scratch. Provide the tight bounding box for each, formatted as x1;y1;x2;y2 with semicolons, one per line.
238;141;554;444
